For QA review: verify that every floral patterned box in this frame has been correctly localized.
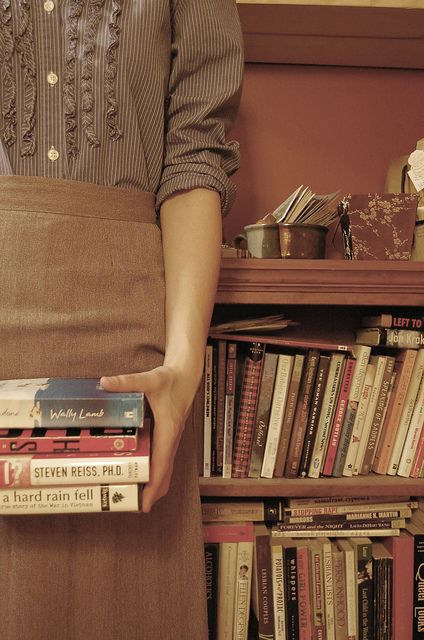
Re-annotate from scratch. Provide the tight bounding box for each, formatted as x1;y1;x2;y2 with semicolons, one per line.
342;193;418;260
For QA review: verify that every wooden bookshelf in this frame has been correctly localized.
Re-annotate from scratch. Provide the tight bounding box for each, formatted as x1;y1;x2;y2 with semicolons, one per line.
199;259;424;498
236;0;424;68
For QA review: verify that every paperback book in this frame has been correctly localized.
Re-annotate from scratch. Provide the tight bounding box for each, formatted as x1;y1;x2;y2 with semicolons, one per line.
0;378;144;428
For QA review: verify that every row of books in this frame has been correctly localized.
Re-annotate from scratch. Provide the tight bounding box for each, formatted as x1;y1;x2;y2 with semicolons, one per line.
202;495;424;640
202;315;424;480
0;378;149;514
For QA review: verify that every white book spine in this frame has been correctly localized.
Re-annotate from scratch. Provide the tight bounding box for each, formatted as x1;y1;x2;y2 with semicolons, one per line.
350;344;372;403
308;354;345;478
353;356;387;475
217;542;238;640
388;348;424;475
342;364;376;477
0;484;140;514
271;543;286;640
397;369;424;477
338;542;357;640
233;541;254;640
260;354;293;478
203;345;213;478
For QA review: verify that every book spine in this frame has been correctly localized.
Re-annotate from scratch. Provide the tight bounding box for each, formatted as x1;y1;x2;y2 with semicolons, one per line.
284;509;410;523
310;541;326;640
285;349;320;478
204;542;219;640
215;340;228;475
0;427;138;454
286;495;411;507
411;427;424;478
361;314;424;329
260;354;293;479
217;542;237;640
284;544;300;640
232;343;266;478
360;356;395;475
413;533;424;640
233;540;254;640
272;353;304;477
210;342;219;475
297;544;313;640
354;540;373;640
322;539;336;640
284;501;416;517
373;349;418;474
332;546;348;640
0;448;149;488
387;348;424;475
299;355;331;477
271;543;286;640
273;528;400;538
201;499;281;524
248;352;279;479
353;355;389;475
342;363;376;477
19;398;142;429
397;368;424;477
338;542;357;640
332;345;371;477
202;522;255;545
322;358;356;477
223;342;237;479
0;484;140;514
386;328;424;349
203;344;213;478
274;519;403;533
254;529;275;640
308;353;346;478
383;533;414;640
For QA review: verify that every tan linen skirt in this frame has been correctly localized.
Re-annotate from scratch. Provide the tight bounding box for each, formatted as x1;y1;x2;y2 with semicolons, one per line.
0;176;208;640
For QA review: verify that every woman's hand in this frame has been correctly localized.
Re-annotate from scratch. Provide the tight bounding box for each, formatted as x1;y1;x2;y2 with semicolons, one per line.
100;365;198;513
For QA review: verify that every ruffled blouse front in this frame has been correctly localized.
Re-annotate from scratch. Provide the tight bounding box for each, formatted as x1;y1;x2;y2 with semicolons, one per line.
0;0;244;213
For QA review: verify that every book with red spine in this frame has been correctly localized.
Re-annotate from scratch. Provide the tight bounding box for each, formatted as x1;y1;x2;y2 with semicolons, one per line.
214;339;228;476
231;342;266;478
322;357;356;477
202;521;255;544
383;531;414;640
0;426;138;454
0;420;150;488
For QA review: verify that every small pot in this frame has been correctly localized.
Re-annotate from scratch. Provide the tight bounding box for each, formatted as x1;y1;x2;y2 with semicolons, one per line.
235;223;281;259
279;223;328;259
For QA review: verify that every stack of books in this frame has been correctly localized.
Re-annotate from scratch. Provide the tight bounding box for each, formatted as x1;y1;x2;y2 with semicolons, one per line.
0;378;149;514
202;311;424;480
202;496;424;640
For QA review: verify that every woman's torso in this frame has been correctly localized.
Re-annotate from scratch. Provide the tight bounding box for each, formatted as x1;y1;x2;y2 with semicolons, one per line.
0;0;171;191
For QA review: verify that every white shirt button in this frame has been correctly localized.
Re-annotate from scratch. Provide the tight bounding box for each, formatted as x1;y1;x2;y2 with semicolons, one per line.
43;0;55;12
48;146;60;162
47;71;58;86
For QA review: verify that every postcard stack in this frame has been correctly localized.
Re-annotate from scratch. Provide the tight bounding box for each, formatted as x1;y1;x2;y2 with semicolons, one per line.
0;378;149;514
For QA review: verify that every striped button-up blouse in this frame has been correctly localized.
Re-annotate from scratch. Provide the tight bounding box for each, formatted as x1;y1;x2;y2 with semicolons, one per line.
0;0;244;213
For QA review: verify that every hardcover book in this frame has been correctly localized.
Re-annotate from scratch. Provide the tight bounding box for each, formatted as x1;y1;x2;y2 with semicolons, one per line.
0;420;150;488
0;378;144;429
0;426;139;454
0;483;141;514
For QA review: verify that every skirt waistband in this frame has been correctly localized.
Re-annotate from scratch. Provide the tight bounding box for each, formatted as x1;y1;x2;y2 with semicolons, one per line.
0;176;157;223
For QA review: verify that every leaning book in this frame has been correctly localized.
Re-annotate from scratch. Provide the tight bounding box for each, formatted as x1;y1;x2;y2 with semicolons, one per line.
0;484;141;514
0;378;144;428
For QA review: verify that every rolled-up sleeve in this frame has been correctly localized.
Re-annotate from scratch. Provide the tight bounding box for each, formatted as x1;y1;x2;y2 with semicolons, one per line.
155;0;244;216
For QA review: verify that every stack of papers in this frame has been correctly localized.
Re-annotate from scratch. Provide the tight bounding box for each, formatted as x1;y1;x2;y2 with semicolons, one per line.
270;185;340;227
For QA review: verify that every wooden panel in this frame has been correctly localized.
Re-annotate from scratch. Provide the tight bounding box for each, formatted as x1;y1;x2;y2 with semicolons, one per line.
217;259;424;306
199;475;424;497
237;1;424;68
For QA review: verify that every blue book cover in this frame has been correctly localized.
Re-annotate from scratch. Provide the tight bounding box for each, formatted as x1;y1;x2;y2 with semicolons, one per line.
0;379;143;429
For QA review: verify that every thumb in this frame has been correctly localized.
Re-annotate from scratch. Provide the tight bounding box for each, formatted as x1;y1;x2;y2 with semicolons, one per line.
100;372;150;393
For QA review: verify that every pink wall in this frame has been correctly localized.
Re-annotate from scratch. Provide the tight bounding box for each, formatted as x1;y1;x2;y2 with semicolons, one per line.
224;63;424;245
